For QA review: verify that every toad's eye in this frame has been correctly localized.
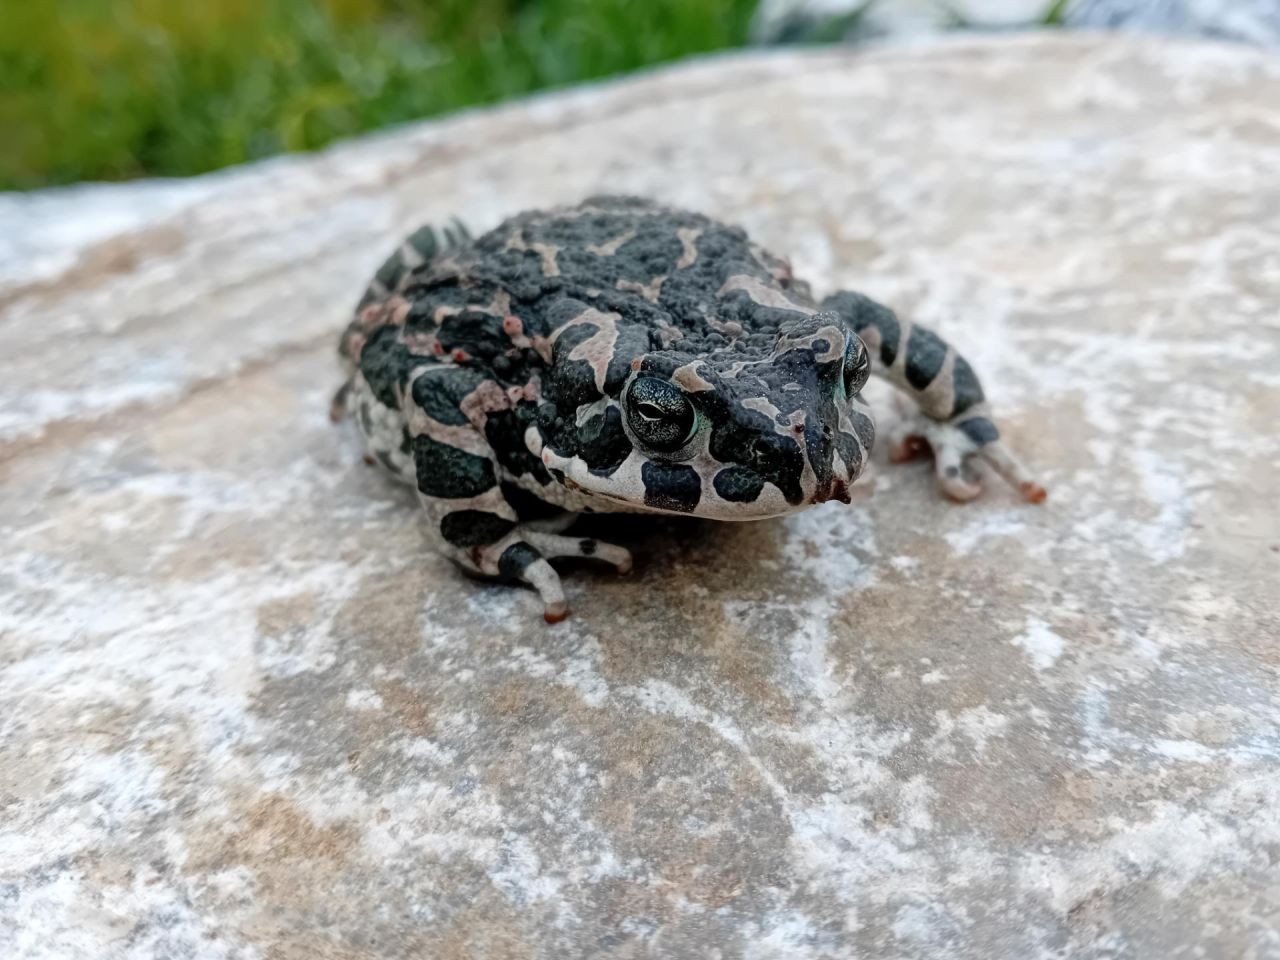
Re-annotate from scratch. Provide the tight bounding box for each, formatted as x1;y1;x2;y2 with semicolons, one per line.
843;334;871;395
625;377;697;453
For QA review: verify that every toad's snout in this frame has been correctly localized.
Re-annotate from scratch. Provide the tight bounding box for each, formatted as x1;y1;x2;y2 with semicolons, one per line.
811;475;853;505
803;405;873;506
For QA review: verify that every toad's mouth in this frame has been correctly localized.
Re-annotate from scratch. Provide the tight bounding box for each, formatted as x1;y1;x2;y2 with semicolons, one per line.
552;451;820;521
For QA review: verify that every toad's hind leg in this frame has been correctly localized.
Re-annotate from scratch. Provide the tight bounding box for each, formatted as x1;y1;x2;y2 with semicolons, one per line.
414;439;632;622
823;290;1046;503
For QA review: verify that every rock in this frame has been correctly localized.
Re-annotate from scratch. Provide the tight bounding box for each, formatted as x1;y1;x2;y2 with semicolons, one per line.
1070;0;1280;46
753;0;1280;48
2;33;1279;959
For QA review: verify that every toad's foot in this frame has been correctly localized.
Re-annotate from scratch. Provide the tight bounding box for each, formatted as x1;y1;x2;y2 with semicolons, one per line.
887;408;1047;504
463;530;633;623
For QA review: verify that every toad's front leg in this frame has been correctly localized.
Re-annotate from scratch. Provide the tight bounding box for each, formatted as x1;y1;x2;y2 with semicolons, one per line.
823;290;1046;503
414;435;631;622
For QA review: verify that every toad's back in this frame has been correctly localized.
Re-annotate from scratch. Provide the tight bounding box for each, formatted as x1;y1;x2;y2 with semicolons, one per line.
368;195;815;359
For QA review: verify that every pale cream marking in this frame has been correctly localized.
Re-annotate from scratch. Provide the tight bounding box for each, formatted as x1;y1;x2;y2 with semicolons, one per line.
506;377;540;405
542;202;669;222
548;307;622;391
412;417;491;458
856;325;884;369
837;396;876;471
617;275;666;302
531;335;555;365
502;314;532;351
503;228;526;252
459;379;515;430
524;425;544;456
348;375;415;483
540;448;655;513
432;286;508;325
671;362;715;393
400;330;441;355
775;323;847;363
398;241;426;271
718;274;816;314
655;319;685;347
742;396;784;421
917;348;958;420
750;243;795;286
427;252;464;282
575;396;611;426
675;227;702;269
744;395;806;440
542;438;802;520
506;227;561;277
686;449;796;519
417;483;511;521
402;368;491;458
707;317;746;338
890;319;913;377
360;294;410;329
586;228;637;257
794;416;820;504
531;243;561;277
489;290;512;317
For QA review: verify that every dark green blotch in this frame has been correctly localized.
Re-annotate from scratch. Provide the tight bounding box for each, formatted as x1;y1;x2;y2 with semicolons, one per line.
713;466;765;503
849;410;876;451
413;434;496;499
438;311;508;362
641;461;701;513
405;224;441;261
484;408;550;482
374;252;407;291
547;321;604;411
834;432;863;477
904;325;947;392
411;366;487;426
950;357;985;417
359;326;412;409
500;482;564;523
708;418;805;505
958;417;999;447
823;291;900;368
578;406;633;477
498;542;541;580
440;510;516;547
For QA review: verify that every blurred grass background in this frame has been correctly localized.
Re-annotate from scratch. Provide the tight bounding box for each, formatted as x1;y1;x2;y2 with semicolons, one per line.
0;0;759;190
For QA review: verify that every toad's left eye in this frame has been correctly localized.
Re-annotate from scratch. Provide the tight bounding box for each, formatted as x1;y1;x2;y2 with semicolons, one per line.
625;377;697;453
843;334;871;395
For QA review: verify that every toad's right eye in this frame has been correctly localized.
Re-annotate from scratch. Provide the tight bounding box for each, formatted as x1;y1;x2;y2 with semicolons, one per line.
625;377;697;453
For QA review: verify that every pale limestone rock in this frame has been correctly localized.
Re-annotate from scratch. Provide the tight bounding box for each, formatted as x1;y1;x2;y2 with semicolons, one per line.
753;0;1280;47
2;34;1279;959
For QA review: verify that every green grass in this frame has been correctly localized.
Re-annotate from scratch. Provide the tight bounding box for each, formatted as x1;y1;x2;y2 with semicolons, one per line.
0;0;759;190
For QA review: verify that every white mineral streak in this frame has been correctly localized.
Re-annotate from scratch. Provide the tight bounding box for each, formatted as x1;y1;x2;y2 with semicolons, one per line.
2;34;1279;959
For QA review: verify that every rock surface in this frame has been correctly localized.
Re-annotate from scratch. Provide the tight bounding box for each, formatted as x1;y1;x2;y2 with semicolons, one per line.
2;33;1279;960
753;0;1280;49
